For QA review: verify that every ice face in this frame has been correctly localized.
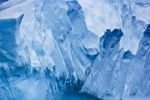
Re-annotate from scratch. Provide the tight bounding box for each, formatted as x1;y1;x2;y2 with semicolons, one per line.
0;14;23;65
0;0;150;100
81;29;124;99
78;0;149;54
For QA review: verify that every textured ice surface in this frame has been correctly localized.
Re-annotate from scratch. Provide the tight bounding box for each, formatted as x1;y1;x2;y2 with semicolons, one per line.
0;0;150;100
78;0;149;54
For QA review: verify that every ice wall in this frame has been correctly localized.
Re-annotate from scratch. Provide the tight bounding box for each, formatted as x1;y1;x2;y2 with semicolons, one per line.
0;0;150;100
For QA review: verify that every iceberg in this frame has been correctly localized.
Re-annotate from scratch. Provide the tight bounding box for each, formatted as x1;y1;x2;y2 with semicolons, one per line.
0;0;150;100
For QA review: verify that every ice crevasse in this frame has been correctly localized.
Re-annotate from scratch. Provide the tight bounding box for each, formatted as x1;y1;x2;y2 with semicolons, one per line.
0;0;150;100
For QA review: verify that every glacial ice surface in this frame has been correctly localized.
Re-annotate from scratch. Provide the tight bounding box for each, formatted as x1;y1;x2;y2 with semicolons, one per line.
0;0;150;100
